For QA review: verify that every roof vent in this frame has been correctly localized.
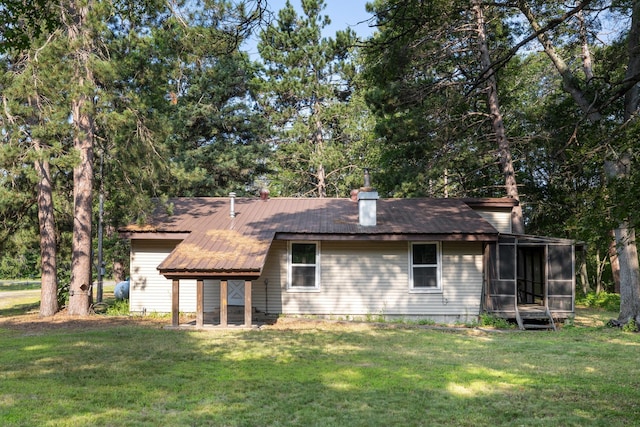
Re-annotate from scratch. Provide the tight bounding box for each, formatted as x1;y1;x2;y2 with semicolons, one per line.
229;192;236;218
358;169;378;226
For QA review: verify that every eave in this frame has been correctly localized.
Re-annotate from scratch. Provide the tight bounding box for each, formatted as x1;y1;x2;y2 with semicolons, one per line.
274;232;498;241
160;269;262;280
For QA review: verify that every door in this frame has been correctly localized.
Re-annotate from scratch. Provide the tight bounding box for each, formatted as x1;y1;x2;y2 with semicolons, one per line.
517;246;545;305
228;280;245;306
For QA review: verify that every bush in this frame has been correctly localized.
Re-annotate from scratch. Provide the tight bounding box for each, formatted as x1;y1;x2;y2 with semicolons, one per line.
578;292;620;311
105;299;129;315
479;313;514;329
622;318;638;333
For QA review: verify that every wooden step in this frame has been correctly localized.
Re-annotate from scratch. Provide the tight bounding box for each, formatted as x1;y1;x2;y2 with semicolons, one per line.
516;305;556;331
521;322;555;330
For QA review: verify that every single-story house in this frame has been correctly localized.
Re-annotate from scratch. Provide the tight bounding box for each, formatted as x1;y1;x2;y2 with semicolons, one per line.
120;184;576;329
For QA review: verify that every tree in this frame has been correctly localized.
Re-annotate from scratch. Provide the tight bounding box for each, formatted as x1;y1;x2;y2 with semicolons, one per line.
63;0;97;315
515;0;640;324
0;36;74;315
0;0;269;316
257;0;360;197
472;0;524;232
0;0;61;52
364;0;525;216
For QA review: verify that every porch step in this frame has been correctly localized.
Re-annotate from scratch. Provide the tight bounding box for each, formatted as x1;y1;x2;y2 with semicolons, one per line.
515;305;556;331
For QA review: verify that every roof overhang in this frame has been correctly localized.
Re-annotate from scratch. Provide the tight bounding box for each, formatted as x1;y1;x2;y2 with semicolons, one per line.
160;270;262;280
499;233;576;244
275;233;498;242
120;231;190;240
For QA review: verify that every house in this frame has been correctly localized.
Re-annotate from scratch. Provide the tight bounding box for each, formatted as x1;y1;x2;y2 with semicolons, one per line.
120;183;576;329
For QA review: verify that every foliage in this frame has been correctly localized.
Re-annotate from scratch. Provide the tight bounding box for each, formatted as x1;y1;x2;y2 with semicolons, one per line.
478;313;515;329
105;299;130;315
0;0;268;306
622;318;638;333
0;0;61;52
363;0;514;197
257;0;372;197
577;292;621;312
57;282;69;309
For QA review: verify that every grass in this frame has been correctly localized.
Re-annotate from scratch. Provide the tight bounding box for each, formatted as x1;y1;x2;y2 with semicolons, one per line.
0;280;41;291
1;307;639;426
0;280;116;316
0;281;41;316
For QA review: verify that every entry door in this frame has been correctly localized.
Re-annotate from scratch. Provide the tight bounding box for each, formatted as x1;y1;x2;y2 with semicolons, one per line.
228;280;245;306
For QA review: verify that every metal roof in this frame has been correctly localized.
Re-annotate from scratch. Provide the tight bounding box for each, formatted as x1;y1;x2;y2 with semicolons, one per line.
123;197;505;278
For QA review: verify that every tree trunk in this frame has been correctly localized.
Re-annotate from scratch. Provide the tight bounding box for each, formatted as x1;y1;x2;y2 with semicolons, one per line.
66;0;95;316
615;225;640;324
313;103;327;198
615;0;640;322
34;142;59;317
113;261;125;283
577;10;594;82
473;1;524;233
608;231;621;293
68;94;94;315
577;250;590;295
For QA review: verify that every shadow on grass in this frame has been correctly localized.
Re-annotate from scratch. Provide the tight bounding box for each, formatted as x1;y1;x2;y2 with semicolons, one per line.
0;301;40;317
0;320;638;426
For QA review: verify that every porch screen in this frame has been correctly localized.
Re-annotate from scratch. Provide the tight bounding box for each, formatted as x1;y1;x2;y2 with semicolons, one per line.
547;244;574;311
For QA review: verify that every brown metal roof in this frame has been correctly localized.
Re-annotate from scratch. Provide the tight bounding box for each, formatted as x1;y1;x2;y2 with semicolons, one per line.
125;197;503;278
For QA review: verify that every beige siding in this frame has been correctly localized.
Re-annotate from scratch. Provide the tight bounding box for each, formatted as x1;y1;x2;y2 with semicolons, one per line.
257;240;484;322
474;208;512;233
129;240;218;313
131;239;484;321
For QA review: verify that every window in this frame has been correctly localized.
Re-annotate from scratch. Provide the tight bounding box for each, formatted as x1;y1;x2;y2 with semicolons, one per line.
410;242;441;292
288;242;320;291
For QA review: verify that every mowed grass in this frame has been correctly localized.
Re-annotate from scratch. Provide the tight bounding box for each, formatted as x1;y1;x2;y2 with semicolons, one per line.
0;281;116;316
1;312;639;427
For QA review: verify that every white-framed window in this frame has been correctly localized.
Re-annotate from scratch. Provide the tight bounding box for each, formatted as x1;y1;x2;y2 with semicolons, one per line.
410;242;442;292
287;241;320;291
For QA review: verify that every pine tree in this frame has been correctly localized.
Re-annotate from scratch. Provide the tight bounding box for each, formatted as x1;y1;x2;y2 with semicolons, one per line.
257;0;360;197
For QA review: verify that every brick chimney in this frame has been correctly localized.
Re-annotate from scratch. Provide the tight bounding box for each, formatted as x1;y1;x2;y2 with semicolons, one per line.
358;169;378;226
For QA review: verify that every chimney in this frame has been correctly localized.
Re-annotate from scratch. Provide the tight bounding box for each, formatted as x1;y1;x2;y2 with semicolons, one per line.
358;169;378;226
259;188;270;201
229;192;236;218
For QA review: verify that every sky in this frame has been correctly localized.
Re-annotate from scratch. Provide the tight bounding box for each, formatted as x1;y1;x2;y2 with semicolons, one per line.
243;0;376;57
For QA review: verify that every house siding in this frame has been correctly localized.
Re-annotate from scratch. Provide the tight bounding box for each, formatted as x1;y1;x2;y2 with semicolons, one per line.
130;239;484;322
130;240;219;313
256;240;484;322
474;208;512;234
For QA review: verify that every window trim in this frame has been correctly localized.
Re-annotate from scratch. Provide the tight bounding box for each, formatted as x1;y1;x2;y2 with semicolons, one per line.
287;241;321;292
409;242;442;293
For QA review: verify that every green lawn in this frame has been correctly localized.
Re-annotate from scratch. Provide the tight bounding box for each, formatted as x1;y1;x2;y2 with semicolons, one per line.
1;311;639;426
0;280;41;291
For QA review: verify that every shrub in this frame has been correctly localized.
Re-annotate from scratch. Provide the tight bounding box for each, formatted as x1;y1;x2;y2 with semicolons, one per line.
578;292;620;311
106;299;130;315
479;313;514;329
622;318;638;333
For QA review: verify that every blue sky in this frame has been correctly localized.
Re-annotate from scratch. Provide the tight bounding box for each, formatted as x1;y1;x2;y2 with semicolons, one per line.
264;0;375;36
243;0;376;57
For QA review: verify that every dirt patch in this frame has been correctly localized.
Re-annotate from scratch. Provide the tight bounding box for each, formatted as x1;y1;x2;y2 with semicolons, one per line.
0;311;169;334
0;308;612;335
